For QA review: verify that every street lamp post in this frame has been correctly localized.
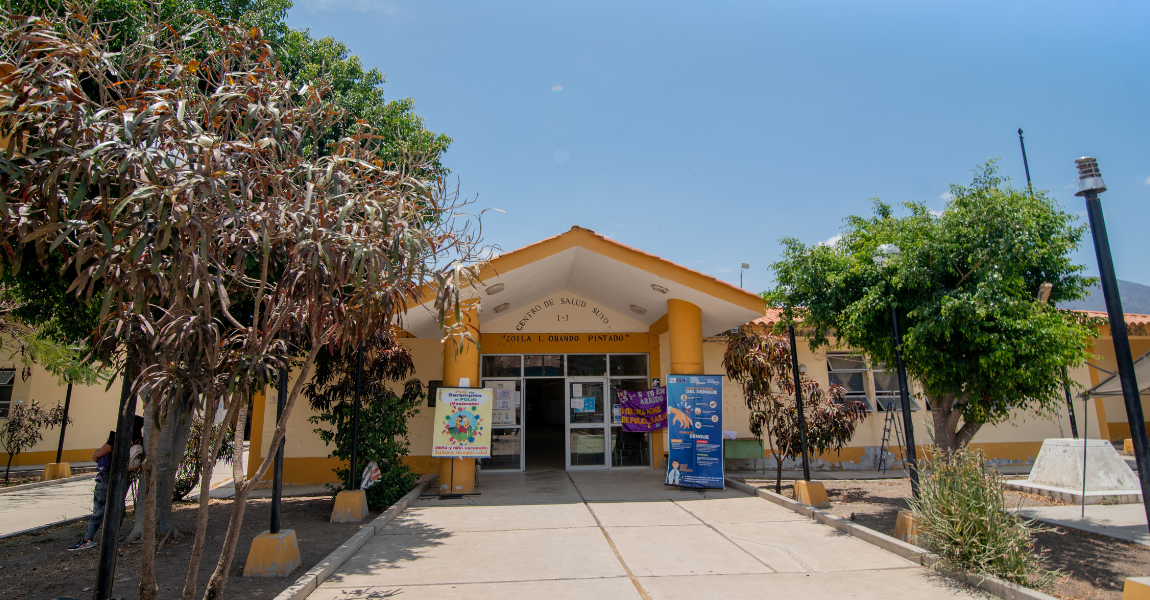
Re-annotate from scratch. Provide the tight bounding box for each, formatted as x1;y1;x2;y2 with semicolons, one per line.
1075;157;1150;531
740;263;750;289
874;244;920;498
788;323;811;481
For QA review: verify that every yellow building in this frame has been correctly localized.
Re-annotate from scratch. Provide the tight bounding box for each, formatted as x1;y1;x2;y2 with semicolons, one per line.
0;226;1142;483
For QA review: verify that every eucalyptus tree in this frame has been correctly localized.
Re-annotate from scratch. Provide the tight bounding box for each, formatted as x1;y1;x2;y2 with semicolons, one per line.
0;5;484;600
766;163;1096;453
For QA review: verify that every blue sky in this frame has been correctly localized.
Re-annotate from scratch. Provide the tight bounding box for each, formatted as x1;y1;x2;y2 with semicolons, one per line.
288;0;1150;294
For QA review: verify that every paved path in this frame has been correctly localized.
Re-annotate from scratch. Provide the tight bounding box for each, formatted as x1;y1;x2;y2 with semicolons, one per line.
313;470;985;599
1017;503;1150;546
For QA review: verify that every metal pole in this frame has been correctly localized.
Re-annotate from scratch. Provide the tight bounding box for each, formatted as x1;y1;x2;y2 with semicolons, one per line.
889;282;920;498
271;365;287;534
54;381;73;464
1081;182;1150;531
788;324;811;481
1018;128;1034;195
349;340;364;490
1063;368;1079;438
94;362;136;600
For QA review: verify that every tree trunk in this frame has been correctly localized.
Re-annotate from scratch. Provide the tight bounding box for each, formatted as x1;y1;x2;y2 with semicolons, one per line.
182;394;229;600
156;396;193;535
201;343;322;600
138;397;162;600
930;392;984;455
775;454;783;494
5;454;12;483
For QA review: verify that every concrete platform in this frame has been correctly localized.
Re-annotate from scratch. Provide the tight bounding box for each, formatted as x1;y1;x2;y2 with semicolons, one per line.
312;469;990;599
1015;504;1150;547
1006;438;1142;505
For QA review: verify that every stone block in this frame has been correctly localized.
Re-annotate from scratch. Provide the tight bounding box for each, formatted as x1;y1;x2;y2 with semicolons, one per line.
41;463;71;481
894;510;922;546
330;489;369;523
1124;576;1150;600
792;480;830;509
243;529;301;578
1126;439;1135;454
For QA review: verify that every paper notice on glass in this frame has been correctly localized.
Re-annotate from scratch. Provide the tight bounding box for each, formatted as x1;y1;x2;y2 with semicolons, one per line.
512;391;521;406
572;383;583;397
571;397;584;409
496;388;511;401
495;397;511;410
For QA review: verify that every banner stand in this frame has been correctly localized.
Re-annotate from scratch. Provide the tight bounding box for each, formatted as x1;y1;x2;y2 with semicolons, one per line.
665;375;725;490
430;387;492;498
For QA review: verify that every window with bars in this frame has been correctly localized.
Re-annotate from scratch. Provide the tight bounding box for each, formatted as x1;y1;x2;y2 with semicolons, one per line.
826;353;872;410
0;369;15;418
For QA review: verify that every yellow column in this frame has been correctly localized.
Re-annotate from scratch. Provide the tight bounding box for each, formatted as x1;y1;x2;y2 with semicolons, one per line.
667;299;704;375
439;301;480;494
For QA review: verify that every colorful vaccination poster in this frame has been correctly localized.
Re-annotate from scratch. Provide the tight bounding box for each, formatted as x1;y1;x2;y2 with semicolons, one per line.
618;388;667;432
432;388;493;458
665;375;724;489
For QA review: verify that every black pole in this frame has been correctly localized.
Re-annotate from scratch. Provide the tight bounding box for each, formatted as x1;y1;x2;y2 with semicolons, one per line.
54;381;73;464
888;282;920;498
271;365;287;534
94;362;136;600
1079;171;1150;532
349;340;364;490
1063;367;1079;439
788;324;811;481
1018;128;1033;195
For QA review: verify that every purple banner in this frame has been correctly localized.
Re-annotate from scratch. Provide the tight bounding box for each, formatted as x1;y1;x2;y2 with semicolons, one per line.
618;388;667;432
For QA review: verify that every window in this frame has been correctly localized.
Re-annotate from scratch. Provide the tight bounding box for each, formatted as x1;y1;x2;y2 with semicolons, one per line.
567;354;606;377
826;353;871;410
0;369;14;418
482;355;521;378
426;380;442;407
872;362;921;411
524;355;564;377
609;354;648;377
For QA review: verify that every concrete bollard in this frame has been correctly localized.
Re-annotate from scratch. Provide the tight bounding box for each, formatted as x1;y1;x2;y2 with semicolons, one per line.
1124;576;1150;599
894;510;922;546
330;489;369;523
1125;439;1135;455
41;463;72;481
792;480;830;509
243;529;302;578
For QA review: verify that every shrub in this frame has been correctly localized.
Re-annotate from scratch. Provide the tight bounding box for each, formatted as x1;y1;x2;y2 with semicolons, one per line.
909;448;1058;588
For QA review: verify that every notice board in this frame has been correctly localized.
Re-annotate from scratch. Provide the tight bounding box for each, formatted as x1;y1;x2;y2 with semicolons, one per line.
432;388;493;458
665;375;724;489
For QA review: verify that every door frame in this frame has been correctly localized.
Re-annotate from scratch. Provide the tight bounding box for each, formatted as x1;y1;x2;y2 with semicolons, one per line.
565;376;609;470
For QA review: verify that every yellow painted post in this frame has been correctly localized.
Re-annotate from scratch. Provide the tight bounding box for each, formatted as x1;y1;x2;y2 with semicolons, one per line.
41;463;72;481
667;299;703;375
793;480;830;509
894;510;922;546
439;301;479;495
330;489;369;522
243;529;302;577
1123;576;1150;599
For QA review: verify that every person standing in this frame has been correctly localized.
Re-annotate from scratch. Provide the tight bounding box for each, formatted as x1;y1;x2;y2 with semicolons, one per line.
67;431;114;551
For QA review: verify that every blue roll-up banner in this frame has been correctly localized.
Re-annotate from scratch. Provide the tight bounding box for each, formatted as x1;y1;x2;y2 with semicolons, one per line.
665;375;724;489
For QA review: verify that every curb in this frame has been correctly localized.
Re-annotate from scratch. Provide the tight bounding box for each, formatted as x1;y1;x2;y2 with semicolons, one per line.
725;478;1059;600
272;474;435;600
0;472;97;495
0;514;93;541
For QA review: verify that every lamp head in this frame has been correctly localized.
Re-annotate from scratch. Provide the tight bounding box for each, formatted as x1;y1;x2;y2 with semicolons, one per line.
873;243;901;266
1075;157;1107;197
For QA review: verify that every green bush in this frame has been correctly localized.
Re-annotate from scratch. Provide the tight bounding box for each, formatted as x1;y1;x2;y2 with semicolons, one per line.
909;448;1058;588
173;415;234;502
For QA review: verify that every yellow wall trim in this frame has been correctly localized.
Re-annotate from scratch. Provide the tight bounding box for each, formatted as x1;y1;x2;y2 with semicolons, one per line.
1;448;97;467
479;332;649;354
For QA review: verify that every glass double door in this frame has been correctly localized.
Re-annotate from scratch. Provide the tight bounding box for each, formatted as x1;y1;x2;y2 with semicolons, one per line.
567;377;608;468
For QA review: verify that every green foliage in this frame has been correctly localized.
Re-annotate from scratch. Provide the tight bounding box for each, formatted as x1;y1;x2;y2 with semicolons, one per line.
1;400;68;482
723;327;866;492
173;415;235;502
766;162;1096;450
910;448;1058;588
306;332;424;511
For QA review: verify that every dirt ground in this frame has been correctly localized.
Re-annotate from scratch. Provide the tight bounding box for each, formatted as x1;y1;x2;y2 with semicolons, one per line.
0;495;371;600
1;466;98;488
741;476;1150;600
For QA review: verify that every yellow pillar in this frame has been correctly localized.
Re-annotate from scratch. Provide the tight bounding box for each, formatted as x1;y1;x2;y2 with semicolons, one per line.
439;301;480;495
667;299;704;375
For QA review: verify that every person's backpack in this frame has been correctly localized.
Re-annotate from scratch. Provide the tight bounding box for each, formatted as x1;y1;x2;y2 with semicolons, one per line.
128;443;146;472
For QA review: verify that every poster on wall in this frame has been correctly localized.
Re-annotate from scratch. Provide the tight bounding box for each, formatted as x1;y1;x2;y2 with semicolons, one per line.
665;375;724;489
432;388;494;458
618;388;667;432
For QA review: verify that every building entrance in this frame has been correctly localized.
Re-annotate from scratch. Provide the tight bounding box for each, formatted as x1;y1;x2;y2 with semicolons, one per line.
478;353;653;472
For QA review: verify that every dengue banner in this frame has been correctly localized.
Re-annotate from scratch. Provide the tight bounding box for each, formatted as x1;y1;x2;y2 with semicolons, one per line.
432;388;493;458
618;388;667;432
665;375;724;489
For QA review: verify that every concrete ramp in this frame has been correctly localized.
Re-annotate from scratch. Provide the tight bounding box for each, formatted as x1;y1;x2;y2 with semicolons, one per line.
1006;438;1142;504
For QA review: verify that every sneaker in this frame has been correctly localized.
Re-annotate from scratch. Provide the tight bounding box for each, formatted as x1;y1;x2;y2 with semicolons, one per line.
67;539;96;551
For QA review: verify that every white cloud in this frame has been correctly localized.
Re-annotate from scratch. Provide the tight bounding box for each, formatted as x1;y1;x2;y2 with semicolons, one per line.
299;0;398;13
1144;176;1150;185
939;192;954;200
929;209;943;217
816;233;842;247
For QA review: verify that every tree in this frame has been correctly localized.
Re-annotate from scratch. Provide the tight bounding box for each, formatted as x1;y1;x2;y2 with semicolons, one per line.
723;326;866;493
1;400;67;482
767;162;1096;453
305;329;424;510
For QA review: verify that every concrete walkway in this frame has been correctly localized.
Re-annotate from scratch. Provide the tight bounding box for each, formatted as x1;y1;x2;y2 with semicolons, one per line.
1016;504;1150;546
312;470;985;599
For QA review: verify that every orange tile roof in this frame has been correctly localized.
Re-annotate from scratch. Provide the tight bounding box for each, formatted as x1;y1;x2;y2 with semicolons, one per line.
750;308;1150;328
